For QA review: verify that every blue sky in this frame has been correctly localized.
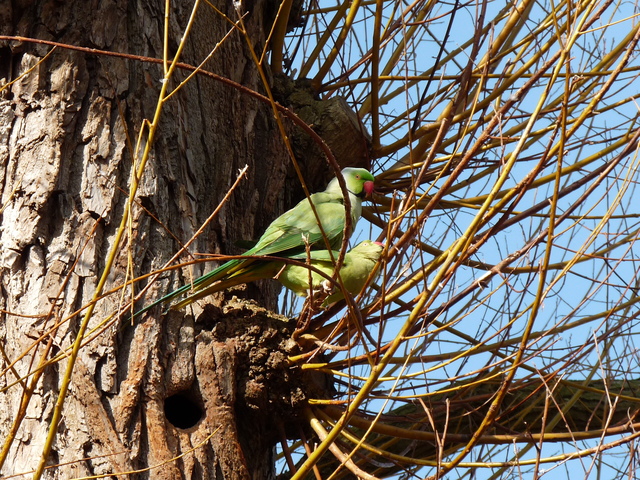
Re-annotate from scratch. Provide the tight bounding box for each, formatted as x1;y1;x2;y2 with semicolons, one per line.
275;0;640;477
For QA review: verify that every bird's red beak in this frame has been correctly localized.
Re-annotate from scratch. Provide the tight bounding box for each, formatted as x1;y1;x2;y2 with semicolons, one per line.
363;180;375;197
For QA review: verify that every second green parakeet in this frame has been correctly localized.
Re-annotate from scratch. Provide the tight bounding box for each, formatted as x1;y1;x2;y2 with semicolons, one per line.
278;240;384;305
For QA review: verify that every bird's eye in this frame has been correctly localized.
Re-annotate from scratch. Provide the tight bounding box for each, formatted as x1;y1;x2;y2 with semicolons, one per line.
356;174;361;179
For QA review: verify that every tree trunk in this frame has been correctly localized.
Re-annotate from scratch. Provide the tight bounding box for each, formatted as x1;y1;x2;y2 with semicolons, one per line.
0;0;311;478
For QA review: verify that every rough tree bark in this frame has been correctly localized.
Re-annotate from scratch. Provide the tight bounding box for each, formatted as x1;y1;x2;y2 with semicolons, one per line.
0;0;337;478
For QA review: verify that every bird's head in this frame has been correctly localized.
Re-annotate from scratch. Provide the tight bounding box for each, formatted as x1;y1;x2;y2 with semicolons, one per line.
353;240;385;259
327;167;375;198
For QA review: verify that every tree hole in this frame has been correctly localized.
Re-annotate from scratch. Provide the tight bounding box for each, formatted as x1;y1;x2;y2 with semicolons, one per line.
164;392;203;429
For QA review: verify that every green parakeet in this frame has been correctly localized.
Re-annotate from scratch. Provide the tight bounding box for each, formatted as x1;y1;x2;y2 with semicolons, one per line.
134;167;375;316
278;240;384;305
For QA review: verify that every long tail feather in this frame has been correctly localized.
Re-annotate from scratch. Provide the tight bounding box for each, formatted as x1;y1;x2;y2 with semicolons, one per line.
130;257;243;319
170;260;282;310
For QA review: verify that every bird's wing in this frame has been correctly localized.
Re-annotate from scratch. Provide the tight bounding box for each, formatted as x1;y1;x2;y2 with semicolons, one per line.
252;192;348;256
